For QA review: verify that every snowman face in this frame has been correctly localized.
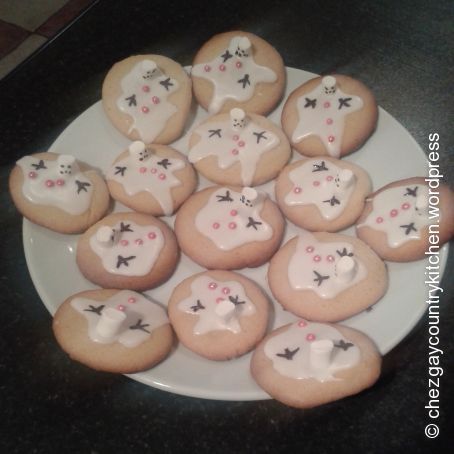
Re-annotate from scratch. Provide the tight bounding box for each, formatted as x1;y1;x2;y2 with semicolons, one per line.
57;155;79;176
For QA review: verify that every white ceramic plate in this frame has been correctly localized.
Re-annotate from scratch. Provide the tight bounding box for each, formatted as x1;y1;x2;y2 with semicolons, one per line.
22;67;448;401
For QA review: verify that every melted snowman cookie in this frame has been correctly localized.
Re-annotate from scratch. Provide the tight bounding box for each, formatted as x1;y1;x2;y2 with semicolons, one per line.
188;108;290;186
106;141;197;216
251;321;381;408
356;177;454;261
77;212;179;291
281;74;378;158
191;31;285;115
275;157;371;231
9;152;109;233
102;55;192;144
268;231;388;322
175;186;285;269
53;289;173;373
168;270;269;360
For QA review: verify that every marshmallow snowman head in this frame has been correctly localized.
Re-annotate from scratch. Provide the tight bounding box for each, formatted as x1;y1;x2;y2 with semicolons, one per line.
234;37;252;58
335;255;358;283
129;140;152;165
57;155;79;177
141;60;161;81
230;108;248;130
240;187;259;207
322;75;337;95
334;169;355;194
96;225;119;247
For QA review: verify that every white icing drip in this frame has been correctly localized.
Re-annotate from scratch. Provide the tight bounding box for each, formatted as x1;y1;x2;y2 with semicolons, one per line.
192;36;277;114
107;146;186;215
177;275;256;334
89;221;164;276
292;76;364;157
188;118;280;186
284;159;356;220
264;321;360;382
287;232;367;298
194;187;273;250
16;156;93;215
357;184;430;247
116;59;179;143
71;290;168;347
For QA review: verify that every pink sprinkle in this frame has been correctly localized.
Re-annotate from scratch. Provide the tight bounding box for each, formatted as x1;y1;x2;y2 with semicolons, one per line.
238;140;245;147
313;180;320;187
326;175;333;181
232;135;239;141
402;203;410;210
230;209;238;216
390;209;398;217
120;240;129;246
306;333;316;341
324;101;331;108
127;297;136;304
141;106;149;113
150;168;157;174
327;255;335;262
204;65;211;72
222;287;231;295
28;171;37;179
208;282;218;290
117;305;126;312
328;135;335;143
45;179;54;187
235;61;242;68
306;246;314;253
326;118;333;125
313;255;321;262
293;186;302;194
148;232;157;239
212;222;220;229
219;64;226;71
216;297;224;303
139;167;147;173
376;216;384;224
298;320;307;328
152;96;160;104
56;179;65;186
159;173;166;180
135;239;143;245
228;222;237;230
142;85;150;92
231;149;239;155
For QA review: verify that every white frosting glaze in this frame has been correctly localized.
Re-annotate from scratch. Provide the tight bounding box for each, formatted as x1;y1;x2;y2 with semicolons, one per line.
357;184;430;247
264;321;360;382
107;142;186;215
292;76;364;157
89;220;164;276
188;115;280;186
71;290;168;347
192;36;277;114
16;155;93;215
116;59;179;143
177;275;256;334
194;187;273;250
284;159;356;219
287;232;367;298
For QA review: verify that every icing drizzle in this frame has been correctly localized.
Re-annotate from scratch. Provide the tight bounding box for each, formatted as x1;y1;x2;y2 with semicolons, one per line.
192;36;277;113
292;76;363;157
264;320;360;382
287;232;367;298
89;220;164;276
71;290;168;347
195;187;273;250
16;155;93;215
177;275;256;334
284;159;356;220
116;59;179;143
357;184;430;247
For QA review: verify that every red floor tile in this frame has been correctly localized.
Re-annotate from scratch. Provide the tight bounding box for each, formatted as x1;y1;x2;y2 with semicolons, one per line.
0;20;30;59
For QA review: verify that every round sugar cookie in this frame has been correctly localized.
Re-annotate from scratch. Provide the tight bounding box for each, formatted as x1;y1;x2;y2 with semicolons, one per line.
251;320;381;408
281;74;378;158
356;177;454;262
174;186;285;270
275;157;372;232
191;31;286;115
53;289;173;373
9;152;110;234
102;54;192;144
267;232;387;322
106;141;197;216
188;108;291;186
168;270;270;360
76;211;179;291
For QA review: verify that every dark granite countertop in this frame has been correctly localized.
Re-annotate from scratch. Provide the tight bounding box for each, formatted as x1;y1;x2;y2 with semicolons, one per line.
0;0;452;452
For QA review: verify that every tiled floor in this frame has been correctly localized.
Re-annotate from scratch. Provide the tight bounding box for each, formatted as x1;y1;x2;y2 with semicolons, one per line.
0;0;95;80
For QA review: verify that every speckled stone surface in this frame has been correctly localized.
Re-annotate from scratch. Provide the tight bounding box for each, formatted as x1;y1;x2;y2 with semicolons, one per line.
0;0;452;452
